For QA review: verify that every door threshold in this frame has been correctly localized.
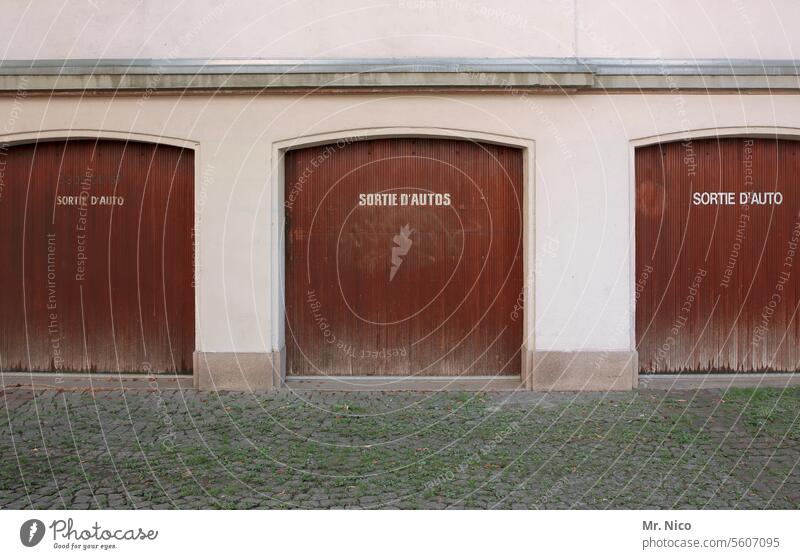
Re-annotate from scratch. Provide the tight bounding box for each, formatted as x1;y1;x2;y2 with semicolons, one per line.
0;371;194;391
638;372;800;390
285;375;523;392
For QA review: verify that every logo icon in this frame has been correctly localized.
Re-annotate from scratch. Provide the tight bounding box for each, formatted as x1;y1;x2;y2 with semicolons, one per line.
390;224;414;281
20;519;45;547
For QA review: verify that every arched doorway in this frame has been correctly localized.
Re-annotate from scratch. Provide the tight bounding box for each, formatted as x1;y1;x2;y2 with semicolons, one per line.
0;139;194;374
636;136;800;373
284;137;523;377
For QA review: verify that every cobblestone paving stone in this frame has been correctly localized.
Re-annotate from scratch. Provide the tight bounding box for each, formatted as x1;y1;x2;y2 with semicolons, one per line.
0;386;799;509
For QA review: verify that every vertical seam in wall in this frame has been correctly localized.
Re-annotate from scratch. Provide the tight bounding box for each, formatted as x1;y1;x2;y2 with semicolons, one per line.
629;142;636;354
529;143;536;355
272;144;284;355
573;0;579;58
194;142;202;355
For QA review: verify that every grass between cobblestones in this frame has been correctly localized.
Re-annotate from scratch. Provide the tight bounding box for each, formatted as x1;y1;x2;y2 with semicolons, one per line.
1;386;798;509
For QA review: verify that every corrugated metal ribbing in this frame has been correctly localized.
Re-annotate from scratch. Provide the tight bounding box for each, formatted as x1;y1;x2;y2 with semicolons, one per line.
636;137;800;373
0;140;194;374
285;138;523;376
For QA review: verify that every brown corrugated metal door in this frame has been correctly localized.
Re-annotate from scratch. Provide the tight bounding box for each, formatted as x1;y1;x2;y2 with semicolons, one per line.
285;138;523;376
636;137;800;373
0;140;194;374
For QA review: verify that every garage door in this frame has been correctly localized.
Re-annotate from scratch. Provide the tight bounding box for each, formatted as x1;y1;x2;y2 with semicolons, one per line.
284;138;523;376
0;140;194;374
636;137;800;373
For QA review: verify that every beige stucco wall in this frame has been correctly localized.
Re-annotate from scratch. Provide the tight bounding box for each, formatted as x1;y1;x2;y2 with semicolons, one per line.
1;0;798;61
3;91;798;358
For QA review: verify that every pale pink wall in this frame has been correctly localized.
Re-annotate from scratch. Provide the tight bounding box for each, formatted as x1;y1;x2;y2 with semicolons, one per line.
2;0;797;61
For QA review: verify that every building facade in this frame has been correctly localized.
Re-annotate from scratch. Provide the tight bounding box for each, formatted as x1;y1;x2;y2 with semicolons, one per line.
1;0;800;391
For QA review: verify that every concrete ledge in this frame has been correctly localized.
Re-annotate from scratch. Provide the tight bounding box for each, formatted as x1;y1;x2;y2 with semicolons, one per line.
4;367;800;393
1;57;799;93
528;351;637;391
0;372;193;391
193;351;282;391
285;376;523;392
639;373;800;390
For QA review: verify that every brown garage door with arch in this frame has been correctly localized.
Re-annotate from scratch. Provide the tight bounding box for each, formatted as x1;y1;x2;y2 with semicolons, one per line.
284;138;523;376
0;139;194;374
636;137;800;373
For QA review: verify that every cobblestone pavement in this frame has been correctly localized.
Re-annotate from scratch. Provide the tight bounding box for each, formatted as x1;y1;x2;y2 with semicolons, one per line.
1;385;799;509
